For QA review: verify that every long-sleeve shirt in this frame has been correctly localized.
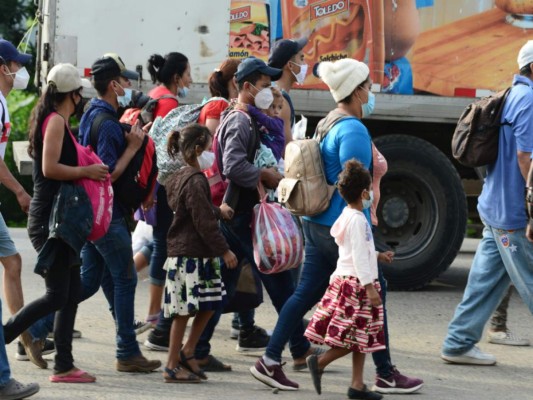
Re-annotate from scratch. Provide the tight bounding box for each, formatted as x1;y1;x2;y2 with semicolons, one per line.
247;105;285;161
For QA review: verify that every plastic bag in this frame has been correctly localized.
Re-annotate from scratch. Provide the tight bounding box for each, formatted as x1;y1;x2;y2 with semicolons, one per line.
292;114;307;140
252;187;303;274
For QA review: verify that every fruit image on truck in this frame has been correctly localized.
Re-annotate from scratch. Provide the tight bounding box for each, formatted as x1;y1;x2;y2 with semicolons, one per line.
34;0;532;290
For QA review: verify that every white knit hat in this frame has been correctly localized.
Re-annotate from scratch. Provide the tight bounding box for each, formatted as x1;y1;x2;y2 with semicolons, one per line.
317;59;369;102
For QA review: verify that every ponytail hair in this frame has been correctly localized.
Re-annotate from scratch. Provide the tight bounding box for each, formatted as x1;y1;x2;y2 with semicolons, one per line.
208;58;240;99
147;52;189;85
167;123;210;164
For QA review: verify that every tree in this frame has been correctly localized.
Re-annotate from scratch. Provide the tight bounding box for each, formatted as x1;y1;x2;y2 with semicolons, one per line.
0;0;36;45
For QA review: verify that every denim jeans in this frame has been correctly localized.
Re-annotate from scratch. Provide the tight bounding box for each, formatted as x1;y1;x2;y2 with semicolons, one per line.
150;185;172;286
442;222;533;356
28;313;54;342
3;240;80;373
79;218;140;360
220;211;308;359
265;220;336;362
0;299;11;388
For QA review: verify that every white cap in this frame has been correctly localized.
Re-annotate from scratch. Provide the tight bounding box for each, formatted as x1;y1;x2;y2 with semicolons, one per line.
517;40;533;69
46;63;91;93
317;59;369;103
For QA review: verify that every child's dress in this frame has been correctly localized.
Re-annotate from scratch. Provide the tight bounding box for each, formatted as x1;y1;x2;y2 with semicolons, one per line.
305;207;386;353
163;166;229;317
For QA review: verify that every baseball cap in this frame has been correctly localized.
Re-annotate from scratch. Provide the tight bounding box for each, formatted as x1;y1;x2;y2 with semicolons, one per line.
517;40;533;69
47;63;92;93
91;53;139;80
235;57;282;82
268;38;308;69
0;39;32;65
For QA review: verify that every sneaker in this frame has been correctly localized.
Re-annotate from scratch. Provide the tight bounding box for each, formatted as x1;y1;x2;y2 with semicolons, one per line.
16;339;55;361
115;353;162;372
230;328;239;340
488;330;530;346
236;326;270;352
134;319;152;335
348;385;383;400
144;329;169;351
47;329;82;339
372;367;423;394
0;378;39;400
19;331;47;369
441;345;496;365
249;358;299;391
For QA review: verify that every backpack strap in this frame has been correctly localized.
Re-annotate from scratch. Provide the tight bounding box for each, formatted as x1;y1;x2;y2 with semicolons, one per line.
0;99;6;135
89;112;119;152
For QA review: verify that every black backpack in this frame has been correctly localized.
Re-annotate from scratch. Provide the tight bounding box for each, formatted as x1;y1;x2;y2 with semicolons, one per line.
89;112;158;214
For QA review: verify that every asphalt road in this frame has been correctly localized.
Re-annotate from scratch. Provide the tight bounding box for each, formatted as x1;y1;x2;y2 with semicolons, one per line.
2;229;532;400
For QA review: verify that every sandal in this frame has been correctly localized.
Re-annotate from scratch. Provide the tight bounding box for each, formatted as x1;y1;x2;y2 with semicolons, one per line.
179;351;208;380
197;355;232;372
49;368;96;383
293;346;327;371
163;367;201;383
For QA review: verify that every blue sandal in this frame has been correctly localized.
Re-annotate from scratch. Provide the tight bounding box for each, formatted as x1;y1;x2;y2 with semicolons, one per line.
163;367;201;383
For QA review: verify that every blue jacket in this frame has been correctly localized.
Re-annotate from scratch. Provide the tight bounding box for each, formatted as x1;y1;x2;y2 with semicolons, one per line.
34;184;92;277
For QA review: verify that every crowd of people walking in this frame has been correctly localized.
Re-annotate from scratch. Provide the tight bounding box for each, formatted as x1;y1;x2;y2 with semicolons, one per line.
0;34;532;400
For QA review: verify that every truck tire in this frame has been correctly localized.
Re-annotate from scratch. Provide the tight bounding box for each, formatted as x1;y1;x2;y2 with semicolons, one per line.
373;135;467;290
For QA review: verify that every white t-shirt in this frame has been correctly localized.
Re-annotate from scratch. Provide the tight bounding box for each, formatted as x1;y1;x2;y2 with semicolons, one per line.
0;91;11;160
330;207;378;286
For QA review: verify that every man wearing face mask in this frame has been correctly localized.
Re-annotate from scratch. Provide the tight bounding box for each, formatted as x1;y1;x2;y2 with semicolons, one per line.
0;40;50;366
268;38;309;147
77;54;161;373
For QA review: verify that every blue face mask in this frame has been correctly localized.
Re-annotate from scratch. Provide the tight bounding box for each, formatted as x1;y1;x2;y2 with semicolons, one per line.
362;190;374;209
178;86;189;98
362;91;375;118
114;82;132;108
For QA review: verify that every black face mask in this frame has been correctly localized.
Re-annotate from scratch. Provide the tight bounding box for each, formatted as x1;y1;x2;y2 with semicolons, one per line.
71;93;84;118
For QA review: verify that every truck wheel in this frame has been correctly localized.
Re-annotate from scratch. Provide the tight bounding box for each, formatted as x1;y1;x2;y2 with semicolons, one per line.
373;135;467;290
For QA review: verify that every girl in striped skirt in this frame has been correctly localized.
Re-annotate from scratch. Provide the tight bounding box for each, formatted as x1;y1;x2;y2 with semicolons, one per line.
304;159;393;400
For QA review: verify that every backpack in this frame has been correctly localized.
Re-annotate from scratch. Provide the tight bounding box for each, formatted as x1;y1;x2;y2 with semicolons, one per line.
120;94;177;126
149;98;227;185
65;128;113;241
89;112;158;213
451;87;512;168
278;112;348;216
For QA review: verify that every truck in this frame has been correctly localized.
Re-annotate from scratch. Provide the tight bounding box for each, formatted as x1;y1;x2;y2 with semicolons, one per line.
34;0;532;290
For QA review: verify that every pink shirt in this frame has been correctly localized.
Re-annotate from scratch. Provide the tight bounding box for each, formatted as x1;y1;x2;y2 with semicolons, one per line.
371;144;388;226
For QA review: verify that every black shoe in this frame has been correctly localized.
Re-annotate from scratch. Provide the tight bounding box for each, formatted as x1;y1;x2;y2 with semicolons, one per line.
133;320;152;335
144;329;169;351
16;339;55;361
236;326;270;352
347;385;383;400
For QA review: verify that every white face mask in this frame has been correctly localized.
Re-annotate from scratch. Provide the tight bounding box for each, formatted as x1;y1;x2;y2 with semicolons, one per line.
290;62;308;85
198;150;215;171
362;190;374;209
251;84;274;109
6;66;30;90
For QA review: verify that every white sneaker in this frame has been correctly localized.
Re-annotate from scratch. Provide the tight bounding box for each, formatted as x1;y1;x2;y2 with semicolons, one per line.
441;346;496;365
230;328;239;340
488;330;530;346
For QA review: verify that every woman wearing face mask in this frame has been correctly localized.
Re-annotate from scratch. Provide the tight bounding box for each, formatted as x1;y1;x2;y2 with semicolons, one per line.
256;59;422;394
139;53;192;332
3;63;108;383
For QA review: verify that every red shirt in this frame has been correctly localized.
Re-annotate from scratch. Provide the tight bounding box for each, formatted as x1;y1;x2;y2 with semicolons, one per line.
148;86;179;119
197;98;229;125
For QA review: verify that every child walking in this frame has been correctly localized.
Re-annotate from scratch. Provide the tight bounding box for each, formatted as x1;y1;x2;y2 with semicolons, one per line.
162;123;237;383
304;159;394;400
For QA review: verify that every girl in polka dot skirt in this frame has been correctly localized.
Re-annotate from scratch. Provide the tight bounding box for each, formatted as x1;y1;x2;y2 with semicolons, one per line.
162;123;237;383
304;159;394;400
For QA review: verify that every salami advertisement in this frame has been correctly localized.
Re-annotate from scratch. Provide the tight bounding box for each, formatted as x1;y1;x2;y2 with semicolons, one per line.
229;0;271;60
